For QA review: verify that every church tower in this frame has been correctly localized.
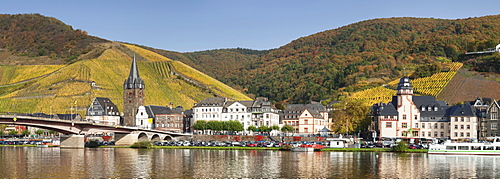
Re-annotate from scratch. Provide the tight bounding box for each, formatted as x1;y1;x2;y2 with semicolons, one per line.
123;56;145;126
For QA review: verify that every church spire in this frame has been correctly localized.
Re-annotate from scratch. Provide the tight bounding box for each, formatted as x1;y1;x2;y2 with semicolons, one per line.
123;55;145;89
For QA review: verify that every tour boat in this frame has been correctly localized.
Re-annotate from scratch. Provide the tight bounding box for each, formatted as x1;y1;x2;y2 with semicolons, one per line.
428;137;500;155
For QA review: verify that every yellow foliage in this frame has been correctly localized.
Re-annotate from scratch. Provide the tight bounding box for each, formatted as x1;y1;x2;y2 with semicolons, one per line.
351;62;463;104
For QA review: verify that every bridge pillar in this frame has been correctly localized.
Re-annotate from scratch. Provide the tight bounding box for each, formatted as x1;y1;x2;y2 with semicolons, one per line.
60;135;85;149
115;133;139;146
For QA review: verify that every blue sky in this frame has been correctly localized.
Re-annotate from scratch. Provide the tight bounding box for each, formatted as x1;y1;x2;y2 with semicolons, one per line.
1;0;500;52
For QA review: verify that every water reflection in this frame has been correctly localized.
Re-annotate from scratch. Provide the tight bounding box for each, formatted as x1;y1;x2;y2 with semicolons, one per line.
1;147;500;178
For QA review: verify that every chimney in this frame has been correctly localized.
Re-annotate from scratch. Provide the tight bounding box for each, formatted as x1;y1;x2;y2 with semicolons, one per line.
169;102;173;109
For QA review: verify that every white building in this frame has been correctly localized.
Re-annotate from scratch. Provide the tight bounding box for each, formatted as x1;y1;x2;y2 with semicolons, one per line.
86;97;120;126
193;97;280;134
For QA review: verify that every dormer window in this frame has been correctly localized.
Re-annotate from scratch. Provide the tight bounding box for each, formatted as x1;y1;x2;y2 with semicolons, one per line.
428;106;432;111
434;106;438;111
421;106;425;111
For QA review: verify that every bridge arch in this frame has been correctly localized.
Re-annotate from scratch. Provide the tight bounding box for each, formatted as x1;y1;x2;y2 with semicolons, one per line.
151;134;161;142
138;133;148;141
162;135;173;141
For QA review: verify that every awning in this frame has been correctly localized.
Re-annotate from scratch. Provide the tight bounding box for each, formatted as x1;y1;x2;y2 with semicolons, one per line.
319;127;332;132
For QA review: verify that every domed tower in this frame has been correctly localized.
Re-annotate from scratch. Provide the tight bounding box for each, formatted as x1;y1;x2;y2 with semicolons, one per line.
396;76;413;95
123;56;145;126
396;76;413;107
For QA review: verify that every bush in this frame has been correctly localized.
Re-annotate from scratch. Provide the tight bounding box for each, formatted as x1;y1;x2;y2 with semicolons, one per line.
392;141;408;152
85;140;100;148
130;141;153;149
280;144;292;151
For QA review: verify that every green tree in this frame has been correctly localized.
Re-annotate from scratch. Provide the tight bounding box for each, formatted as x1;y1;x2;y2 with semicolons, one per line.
392;141;408;152
192;120;208;134
8;130;18;135
224;120;244;134
34;129;44;136
21;130;30;137
48;131;57;137
280;125;294;136
0;130;4;137
258;125;270;134
207;121;223;133
247;125;257;133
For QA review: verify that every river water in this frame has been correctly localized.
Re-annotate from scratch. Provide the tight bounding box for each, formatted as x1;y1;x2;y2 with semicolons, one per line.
1;147;499;178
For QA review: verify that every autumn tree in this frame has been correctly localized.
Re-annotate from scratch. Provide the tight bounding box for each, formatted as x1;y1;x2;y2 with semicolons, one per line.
330;99;372;134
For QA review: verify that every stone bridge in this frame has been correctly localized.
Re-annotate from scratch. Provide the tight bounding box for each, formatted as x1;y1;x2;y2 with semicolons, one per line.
0;115;191;148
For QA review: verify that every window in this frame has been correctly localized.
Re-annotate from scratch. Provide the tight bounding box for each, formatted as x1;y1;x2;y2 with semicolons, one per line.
440;132;444;137
422;123;425;128
467;133;471;137
402;122;408;128
414;115;418;120
304;128;309;133
454;125;458;129
403;115;407;120
461;125;464;129
415;123;419;128
304;120;308;125
491;107;498;120
454;117;458;122
466;117;470;122
434;123;438;129
428;132;431;137
460;132;464;137
454;132;457;137
467;125;470;130
441;123;444;129
434;132;438;137
422;132;425;137
492;123;498;130
386;122;392;128
461;117;464;122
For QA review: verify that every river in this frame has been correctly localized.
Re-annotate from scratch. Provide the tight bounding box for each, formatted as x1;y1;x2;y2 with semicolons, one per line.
0;147;499;178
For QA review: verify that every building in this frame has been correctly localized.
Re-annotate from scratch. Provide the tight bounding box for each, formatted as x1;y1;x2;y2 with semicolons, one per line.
85;97;121;125
136;105;185;132
192;97;280;134
370;76;454;140
448;103;478;140
485;100;500;137
192;97;226;121
281;102;328;134
123;56;145;126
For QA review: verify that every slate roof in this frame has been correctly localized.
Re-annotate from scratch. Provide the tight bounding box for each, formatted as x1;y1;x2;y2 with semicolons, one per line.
225;101;254;108
252;97;272;108
144;105;182;117
449;103;476;117
95;97;119;114
372;102;398;116
396;76;412;90
123;56;145;89
194;97;226;107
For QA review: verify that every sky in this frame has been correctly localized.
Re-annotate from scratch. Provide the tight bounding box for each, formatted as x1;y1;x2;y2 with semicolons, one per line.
1;0;500;52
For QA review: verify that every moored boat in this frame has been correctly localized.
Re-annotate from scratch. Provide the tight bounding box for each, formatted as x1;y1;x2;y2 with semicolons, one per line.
291;147;314;152
428;137;500;155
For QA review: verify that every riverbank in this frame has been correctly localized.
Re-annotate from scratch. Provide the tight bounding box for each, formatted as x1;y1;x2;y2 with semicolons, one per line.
102;145;428;153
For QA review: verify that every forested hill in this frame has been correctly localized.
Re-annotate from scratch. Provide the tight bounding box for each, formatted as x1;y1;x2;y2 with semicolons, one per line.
159;15;500;104
0;13;109;65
